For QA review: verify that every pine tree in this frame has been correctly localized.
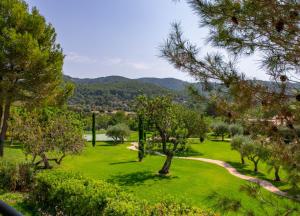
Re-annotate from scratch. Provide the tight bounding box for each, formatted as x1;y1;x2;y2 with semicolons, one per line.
0;0;64;156
162;0;300;191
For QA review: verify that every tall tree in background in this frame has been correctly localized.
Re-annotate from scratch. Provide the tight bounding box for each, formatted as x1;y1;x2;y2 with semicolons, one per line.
0;0;64;156
135;96;148;162
92;112;96;147
138;115;145;162
162;0;300;191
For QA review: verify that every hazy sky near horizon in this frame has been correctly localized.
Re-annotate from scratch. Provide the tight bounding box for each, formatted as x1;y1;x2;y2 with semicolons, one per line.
25;0;268;81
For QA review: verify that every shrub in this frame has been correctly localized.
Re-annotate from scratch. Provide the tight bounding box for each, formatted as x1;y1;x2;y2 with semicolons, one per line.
228;124;244;137
106;123;130;143
0;161;34;192
30;170;215;216
211;122;229;141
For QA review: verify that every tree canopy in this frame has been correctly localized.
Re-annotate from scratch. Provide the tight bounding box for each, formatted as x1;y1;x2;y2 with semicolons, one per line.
0;0;66;156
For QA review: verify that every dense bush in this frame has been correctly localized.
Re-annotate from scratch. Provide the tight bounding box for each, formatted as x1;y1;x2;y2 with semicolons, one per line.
0;161;33;192
30;170;214;216
211;122;229;141
228;124;244;137
106;123;130;143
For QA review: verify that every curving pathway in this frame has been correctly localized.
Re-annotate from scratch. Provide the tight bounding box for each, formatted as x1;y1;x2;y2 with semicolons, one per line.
128;142;300;201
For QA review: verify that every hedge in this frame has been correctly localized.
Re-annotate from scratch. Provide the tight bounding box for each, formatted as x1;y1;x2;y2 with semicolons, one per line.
29;170;215;216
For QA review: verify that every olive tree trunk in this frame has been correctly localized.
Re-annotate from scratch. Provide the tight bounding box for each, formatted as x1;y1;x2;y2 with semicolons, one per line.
159;153;173;175
274;166;281;181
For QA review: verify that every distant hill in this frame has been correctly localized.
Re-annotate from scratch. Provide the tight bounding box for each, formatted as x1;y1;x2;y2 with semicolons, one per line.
65;75;300;112
137;77;190;91
64;75;190;112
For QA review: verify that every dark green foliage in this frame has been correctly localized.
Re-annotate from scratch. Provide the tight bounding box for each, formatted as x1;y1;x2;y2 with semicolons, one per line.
0;161;33;192
92;112;96;147
66;76;185;112
0;0;66;156
29;170;214;216
138;115;145;162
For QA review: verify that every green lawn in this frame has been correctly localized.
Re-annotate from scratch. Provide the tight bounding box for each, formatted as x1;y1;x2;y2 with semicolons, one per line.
183;138;293;193
57;142;299;215
1;138;299;215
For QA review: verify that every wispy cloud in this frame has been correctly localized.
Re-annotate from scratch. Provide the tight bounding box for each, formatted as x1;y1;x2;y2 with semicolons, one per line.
65;52;97;63
105;57;150;70
127;62;150;70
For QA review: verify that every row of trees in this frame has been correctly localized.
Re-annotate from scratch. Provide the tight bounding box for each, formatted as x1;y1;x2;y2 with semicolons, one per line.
211;122;243;141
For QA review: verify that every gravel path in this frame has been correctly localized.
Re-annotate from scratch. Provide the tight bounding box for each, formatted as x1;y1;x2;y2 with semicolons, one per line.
128;142;300;201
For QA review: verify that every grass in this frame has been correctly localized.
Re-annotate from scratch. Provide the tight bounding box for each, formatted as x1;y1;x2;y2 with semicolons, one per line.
1;137;299;215
57;141;299;215
182;138;295;193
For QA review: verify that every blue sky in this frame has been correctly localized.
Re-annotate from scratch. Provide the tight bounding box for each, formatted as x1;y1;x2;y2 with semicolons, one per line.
24;0;267;81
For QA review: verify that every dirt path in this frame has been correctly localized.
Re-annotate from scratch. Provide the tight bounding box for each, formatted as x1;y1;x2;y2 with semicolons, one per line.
128;142;299;201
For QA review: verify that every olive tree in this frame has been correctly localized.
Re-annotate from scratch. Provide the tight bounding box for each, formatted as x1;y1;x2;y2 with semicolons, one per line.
229;124;244;137
212;122;229;141
242;140;269;173
231;135;249;165
106;123;130;143
16;108;85;169
137;96;191;175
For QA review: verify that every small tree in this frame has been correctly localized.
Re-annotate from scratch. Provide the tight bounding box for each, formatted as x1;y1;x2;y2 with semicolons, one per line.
229;124;244;137
212;122;229;141
106;123;130;143
242;140;269;173
16;108;85;169
137;96;190;175
231;135;250;164
92;112;96;147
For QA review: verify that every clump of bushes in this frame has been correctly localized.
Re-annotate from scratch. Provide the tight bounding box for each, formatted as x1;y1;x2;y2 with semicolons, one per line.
0;161;34;192
228;124;244;137
106;123;130;143
211;122;229;141
30;170;215;216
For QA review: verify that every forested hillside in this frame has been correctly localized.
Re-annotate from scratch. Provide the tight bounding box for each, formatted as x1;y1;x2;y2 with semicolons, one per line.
65;75;189;111
65;75;300;112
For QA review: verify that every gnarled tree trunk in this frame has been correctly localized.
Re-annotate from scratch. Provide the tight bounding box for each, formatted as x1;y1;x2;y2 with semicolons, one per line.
40;153;51;169
159;153;173;175
241;155;245;165
274;166;281;181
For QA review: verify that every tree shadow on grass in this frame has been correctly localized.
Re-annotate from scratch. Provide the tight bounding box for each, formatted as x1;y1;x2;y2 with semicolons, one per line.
209;139;230;142
176;148;204;157
108;171;178;186
4;143;23;150
109;160;137;165
98;141;118;147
